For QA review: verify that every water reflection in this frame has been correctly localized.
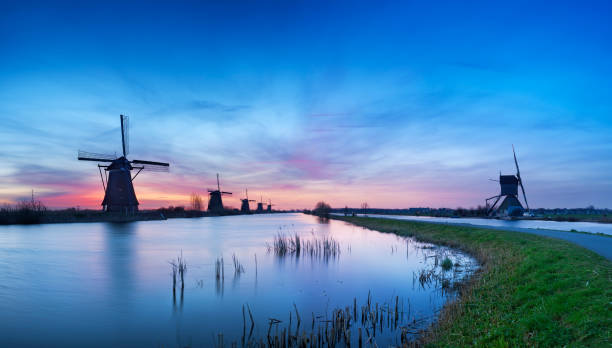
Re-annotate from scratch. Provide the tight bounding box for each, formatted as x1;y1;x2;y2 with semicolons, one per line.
103;222;137;307
0;213;477;347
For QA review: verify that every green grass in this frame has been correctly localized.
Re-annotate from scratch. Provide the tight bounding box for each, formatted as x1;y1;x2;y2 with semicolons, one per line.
334;216;612;347
441;257;453;271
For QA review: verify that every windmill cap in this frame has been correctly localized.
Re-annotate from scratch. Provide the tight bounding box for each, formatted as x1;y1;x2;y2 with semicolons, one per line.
500;175;518;184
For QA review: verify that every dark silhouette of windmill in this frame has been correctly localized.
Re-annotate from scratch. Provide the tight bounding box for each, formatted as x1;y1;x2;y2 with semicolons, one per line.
255;196;264;213
266;198;275;212
78;115;169;214
485;145;530;217
208;173;231;214
240;188;255;213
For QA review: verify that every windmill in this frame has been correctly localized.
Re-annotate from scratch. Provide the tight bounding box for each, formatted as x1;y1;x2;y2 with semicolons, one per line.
485;145;530;217
78;115;169;214
255;196;264;213
240;188;255;213
266;198;275;212
208;173;231;214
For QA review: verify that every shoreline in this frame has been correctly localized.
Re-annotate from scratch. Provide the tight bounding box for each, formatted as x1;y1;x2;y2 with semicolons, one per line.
0;209;284;226
331;215;612;346
351;213;612;224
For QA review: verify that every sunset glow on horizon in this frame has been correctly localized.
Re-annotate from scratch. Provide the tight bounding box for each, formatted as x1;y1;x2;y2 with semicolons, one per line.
2;1;612;210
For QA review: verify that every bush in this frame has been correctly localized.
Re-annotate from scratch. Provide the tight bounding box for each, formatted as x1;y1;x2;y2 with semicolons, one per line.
312;201;331;217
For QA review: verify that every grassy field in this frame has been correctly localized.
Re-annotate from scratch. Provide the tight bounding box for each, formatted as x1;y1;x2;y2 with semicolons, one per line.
333;216;612;347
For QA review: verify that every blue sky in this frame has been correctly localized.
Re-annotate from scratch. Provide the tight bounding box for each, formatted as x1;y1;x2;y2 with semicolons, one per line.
1;1;611;209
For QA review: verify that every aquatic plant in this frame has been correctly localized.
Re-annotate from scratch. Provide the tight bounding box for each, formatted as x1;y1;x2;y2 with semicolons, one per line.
441;257;453;271
218;292;446;347
232;253;245;275
169;252;187;291
215;257;224;280
267;233;342;259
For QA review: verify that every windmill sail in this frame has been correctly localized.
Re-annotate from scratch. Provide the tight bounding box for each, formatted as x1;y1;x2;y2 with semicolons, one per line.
513;145;529;211
131;159;169;172
78;150;116;162
120;114;129;157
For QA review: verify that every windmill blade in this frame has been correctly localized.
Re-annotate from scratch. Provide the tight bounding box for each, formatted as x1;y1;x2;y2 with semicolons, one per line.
131;159;169;173
120;114;129;157
512;145;530;211
221;191;232;195
78;150;115;162
512;145;521;178
519;181;530;211
136;164;170;172
131;159;169;167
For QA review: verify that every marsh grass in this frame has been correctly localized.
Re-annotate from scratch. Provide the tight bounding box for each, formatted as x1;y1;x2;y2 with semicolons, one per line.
215;257;225;280
169;252;187;291
232;253;245;275
220;293;436;347
334;216;612;347
267;233;342;259
441;257;453;271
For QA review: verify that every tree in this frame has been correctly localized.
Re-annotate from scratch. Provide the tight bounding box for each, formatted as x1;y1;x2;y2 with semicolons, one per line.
361;202;369;216
190;192;203;211
313;201;332;217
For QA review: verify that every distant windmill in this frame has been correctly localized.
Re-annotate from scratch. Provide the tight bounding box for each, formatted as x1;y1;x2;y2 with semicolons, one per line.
78;115;169;214
208;173;231;214
266;198;275;212
255;196;264;213
485;145;530;216
240;188;255;213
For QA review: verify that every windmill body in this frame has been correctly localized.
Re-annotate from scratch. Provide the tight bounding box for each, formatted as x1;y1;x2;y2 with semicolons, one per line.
266;199;275;212
255;196;264;213
208;174;231;214
78;115;169;214
486;146;530;217
240;188;255;213
102;157;139;213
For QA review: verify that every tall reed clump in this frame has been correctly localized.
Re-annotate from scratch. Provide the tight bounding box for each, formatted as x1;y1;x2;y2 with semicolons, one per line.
216;291;435;347
0;199;47;225
441;257;453;271
267;233;341;259
215;257;225;280
232;253;245;275
170;252;187;292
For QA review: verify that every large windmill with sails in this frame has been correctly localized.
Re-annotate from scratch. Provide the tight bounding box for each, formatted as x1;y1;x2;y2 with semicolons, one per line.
485;145;530;217
78;115;169;214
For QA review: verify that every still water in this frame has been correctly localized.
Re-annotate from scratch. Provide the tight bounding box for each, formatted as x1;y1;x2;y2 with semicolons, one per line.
0;213;476;347
349;214;612;236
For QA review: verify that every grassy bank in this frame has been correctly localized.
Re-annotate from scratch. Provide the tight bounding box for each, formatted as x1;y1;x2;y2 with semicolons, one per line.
334;216;611;347
0;206;275;225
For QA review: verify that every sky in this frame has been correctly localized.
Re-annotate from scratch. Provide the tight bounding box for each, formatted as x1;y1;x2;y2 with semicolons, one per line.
1;1;611;210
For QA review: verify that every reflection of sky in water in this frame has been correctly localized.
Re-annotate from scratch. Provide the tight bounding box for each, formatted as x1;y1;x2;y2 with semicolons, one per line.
352;213;612;236
0;214;477;346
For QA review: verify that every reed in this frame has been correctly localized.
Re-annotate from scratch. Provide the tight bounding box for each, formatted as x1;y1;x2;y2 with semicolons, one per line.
441;257;453;271
218;292;431;347
169;251;187;291
215;257;225;280
232;253;245;275
267;233;342;259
